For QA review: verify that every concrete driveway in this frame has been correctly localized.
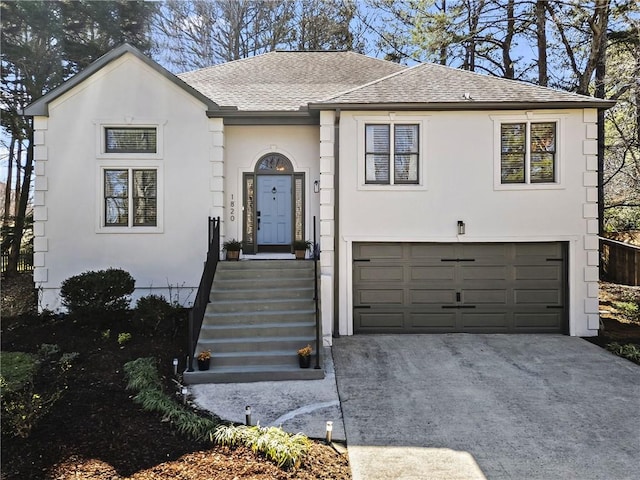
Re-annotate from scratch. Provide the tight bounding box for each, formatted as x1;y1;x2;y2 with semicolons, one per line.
333;334;640;480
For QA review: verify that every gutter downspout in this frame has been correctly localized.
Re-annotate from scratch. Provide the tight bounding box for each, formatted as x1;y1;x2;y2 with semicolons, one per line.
333;109;341;338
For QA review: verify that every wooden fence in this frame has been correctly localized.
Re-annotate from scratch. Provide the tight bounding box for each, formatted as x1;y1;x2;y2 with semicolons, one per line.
600;237;640;286
1;253;33;273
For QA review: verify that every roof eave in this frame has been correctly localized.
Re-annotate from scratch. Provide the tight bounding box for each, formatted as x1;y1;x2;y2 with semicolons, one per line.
23;43;220;116
207;109;319;125
308;100;617;111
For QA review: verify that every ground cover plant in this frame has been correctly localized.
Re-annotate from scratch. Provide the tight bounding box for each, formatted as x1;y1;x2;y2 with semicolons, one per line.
0;272;350;479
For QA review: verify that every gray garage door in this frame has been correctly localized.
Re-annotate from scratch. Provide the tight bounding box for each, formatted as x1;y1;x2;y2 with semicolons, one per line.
353;242;568;334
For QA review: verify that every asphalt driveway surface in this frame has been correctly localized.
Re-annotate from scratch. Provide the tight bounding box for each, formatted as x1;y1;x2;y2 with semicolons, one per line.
333;334;640;480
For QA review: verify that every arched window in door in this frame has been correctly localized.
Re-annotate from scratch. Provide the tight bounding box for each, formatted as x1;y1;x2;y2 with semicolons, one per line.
255;153;293;173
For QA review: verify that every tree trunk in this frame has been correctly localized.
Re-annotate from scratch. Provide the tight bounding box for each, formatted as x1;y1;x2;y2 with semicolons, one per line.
7;120;33;277
535;0;548;86
3;136;15;230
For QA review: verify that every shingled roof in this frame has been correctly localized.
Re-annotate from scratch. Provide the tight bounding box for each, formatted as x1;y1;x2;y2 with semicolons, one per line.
178;51;406;111
311;62;614;109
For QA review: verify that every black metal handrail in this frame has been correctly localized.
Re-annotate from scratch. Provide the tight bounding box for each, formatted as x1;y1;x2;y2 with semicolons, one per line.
187;216;220;371
313;216;321;369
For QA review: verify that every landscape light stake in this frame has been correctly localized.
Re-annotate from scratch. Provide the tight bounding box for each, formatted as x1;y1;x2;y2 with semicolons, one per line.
245;406;252;426
325;421;333;444
172;358;178;376
181;387;188;404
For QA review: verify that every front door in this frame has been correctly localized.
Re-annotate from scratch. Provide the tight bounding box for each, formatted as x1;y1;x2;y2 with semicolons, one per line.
257;175;292;248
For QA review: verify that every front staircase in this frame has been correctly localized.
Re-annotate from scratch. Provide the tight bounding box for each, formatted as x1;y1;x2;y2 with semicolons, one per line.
183;259;324;384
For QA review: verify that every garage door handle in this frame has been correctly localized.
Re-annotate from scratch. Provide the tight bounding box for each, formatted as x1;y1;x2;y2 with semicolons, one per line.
353;305;371;309
353;259;371;262
546;305;563;309
442;305;476;309
441;258;476;262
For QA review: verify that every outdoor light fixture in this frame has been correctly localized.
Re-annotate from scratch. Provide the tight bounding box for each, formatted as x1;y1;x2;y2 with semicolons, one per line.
457;220;466;235
245;406;252;426
325;421;333;445
172;358;178;376
314;180;320;193
181;386;188;404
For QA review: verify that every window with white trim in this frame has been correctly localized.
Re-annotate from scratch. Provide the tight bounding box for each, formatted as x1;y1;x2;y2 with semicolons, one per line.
500;122;556;184
104;168;157;227
365;123;419;184
105;127;157;154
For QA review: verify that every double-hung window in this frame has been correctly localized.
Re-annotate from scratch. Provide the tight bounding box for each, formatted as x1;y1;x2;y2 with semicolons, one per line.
501;122;556;184
104;169;157;227
365;124;419;184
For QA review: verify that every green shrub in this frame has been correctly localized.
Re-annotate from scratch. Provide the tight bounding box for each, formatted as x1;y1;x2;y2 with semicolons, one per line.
60;268;135;316
134;294;174;332
0;350;75;438
214;424;311;469
123;357;222;442
606;342;640;364
118;332;133;346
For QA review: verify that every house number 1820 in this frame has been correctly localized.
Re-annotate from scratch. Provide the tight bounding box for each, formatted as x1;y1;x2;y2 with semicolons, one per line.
230;194;235;222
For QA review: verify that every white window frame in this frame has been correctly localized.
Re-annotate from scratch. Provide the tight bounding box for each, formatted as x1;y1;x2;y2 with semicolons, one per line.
95;119;165;159
356;114;427;191
492;112;566;191
96;161;164;233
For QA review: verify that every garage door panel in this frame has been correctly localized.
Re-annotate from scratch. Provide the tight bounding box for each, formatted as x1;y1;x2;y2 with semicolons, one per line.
410;243;456;258
355;243;404;259
357;289;404;305
356;312;405;330
461;312;509;329
353;242;566;334
410;313;457;328
514;313;564;329
355;266;404;282
515;265;563;280
463;289;507;304
514;289;562;305
410;289;456;304
460;266;508;280
410;266;455;280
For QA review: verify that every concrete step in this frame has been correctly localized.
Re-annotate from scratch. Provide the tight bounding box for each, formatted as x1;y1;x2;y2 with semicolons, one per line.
203;309;316;325
213;277;314;290
217;259;314;270
205;298;315;314
199;321;316;339
210;349;310;367
215;267;313;280
183;364;324;384
210;286;314;301
196;336;317;354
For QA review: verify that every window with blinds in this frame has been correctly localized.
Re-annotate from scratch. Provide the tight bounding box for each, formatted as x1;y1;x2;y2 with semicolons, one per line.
104;169;157;227
365;124;419;185
105;127;157;154
501;122;555;184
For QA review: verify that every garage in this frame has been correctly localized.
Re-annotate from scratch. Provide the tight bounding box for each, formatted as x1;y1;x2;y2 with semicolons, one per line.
353;242;568;334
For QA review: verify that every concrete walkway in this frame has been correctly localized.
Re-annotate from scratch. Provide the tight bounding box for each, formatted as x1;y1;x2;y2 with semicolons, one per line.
191;347;345;441
332;334;640;480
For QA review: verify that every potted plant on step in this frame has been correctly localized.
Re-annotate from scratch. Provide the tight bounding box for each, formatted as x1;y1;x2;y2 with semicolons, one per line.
197;350;211;371
223;239;242;260
292;240;312;260
297;344;312;368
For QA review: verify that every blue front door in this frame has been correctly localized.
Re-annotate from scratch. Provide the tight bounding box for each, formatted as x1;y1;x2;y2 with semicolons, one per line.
257;175;292;246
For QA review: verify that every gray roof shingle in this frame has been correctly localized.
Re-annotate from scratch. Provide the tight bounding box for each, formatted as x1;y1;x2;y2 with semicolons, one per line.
314;62;614;108
178;51;407;111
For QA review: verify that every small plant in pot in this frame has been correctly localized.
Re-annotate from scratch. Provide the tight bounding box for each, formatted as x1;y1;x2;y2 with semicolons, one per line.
197;350;211;371
223;239;242;260
292;240;312;260
297;344;312;368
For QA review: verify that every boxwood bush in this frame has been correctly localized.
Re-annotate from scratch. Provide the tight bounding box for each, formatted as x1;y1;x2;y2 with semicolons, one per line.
60;268;135;316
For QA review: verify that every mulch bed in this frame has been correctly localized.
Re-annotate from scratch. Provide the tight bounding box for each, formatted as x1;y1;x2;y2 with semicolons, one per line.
0;274;350;480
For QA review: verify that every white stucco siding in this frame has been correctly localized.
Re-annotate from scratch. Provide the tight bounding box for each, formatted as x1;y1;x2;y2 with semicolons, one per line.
224;125;320;244
35;53;213;310
336;109;598;337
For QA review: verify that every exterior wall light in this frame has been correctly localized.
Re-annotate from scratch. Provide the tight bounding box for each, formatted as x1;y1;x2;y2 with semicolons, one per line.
314;180;320;193
457;220;465;235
